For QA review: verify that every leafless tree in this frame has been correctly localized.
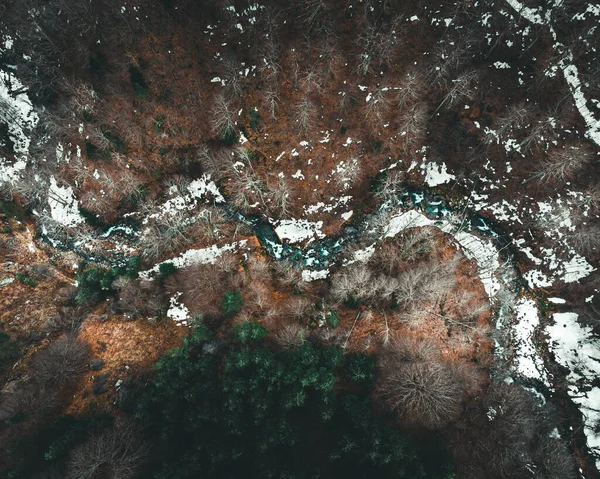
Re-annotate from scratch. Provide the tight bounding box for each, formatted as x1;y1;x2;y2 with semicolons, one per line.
226;156;270;215
396;69;424;108
114;278;167;318
437;70;479;111
264;86;280;120
285;296;313;321
0;382;60;427
494;103;536;139
330;264;376;304
198;146;230;181
356;15;402;76
274;323;306;349
210;93;236;138
66;419;148;479
274;261;308;293
248;282;272;312
221;55;245;100
577;184;600;211
377;355;463;429
193;207;228;243
363;86;392;134
295;94;317;134
371;228;434;276
268;174;295;219
298;0;331;35
451;382;562;478
393;257;459;309
31;335;90;387
317;33;344;84
374;170;405;206
519;116;559;152
60;78;98;115
397;102;428;146
567;224;600;256
11;169;46;207
139;210;193;260
534;143;593;183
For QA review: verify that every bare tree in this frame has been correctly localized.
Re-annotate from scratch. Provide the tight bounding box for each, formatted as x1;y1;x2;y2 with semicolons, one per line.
268;174;295;219
534;143;593;183
138;209;198;260
114;278;167;318
577;184;600;211
264;86;280;120
363;86;392;134
330;264;376;304
396;69;424;108
299;0;331;35
494;102;536;139
210;93;236;138
567;224;600;256
393;257;459;309
274;261;308;293
31;335;90;387
0;382;60;426
377;356;463;429
451;382;559;478
285;296;313;321
274;323;306;349
66;419;148;479
295;94;317;134
374;170;405;206
437;70;479;112
397;102;428;146
427;41;473;88
221;55;245;100
356;15;402;76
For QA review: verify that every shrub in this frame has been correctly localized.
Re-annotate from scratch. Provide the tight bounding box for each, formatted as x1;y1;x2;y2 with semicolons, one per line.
152;116;164;134
344;353;376;386
134;83;149;99
220;128;238;146
15;272;37;287
248;107;260;130
326;311;340;327
75;266;114;305
232;321;267;344
158;262;177;278
222;290;243;316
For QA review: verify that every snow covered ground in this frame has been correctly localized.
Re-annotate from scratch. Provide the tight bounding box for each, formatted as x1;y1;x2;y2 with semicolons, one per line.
547;312;600;468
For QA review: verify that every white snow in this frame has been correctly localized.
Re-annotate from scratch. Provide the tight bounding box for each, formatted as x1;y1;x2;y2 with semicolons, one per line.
513;298;549;384
421;162;455;187
167;292;190;325
0;70;39;182
301;269;329;282
274;219;325;244
548;297;566;304
547;312;600;466
47;177;85;227
188;175;225;203
341;211;353;221
139;240;247;279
